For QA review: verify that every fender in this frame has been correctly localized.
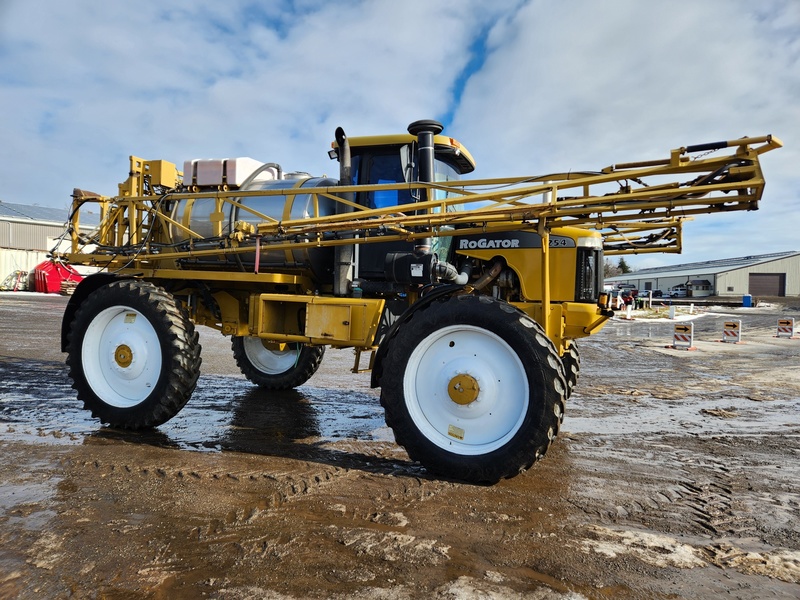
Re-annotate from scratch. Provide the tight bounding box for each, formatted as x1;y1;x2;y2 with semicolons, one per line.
61;273;133;352
370;284;465;388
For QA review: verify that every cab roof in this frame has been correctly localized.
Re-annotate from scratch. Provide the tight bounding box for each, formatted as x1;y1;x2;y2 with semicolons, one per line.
332;133;476;174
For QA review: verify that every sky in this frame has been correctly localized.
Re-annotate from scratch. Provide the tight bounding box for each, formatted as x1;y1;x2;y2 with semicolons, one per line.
0;0;797;269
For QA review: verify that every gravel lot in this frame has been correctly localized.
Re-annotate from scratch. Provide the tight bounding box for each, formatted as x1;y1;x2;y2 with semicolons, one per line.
1;292;798;599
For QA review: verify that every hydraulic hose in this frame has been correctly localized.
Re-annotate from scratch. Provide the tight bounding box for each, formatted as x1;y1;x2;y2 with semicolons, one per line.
334;126;355;296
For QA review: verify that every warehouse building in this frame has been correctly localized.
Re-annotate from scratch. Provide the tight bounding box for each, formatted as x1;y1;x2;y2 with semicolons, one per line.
606;251;800;298
0;200;99;289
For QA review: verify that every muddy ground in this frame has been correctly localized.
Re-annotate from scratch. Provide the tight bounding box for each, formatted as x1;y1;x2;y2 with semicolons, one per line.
0;293;798;599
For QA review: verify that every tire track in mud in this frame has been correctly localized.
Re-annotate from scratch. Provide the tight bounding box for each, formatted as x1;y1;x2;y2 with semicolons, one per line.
630;441;799;543
61;450;449;569
596;445;750;539
66;454;357;512
50;454;402;589
678;457;750;537
579;439;800;589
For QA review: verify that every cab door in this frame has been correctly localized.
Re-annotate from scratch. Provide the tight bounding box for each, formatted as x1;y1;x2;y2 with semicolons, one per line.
350;147;416;280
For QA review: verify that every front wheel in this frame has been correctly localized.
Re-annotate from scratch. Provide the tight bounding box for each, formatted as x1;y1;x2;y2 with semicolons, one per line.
232;337;324;390
65;279;202;429
379;294;566;484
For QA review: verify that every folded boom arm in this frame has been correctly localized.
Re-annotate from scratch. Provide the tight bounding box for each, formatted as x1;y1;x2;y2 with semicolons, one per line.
63;135;782;267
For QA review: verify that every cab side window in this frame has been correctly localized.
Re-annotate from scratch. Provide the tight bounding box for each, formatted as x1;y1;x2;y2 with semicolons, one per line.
361;153;412;209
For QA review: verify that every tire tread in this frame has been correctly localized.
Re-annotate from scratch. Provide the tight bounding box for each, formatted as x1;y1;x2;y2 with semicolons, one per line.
65;280;202;429
379;294;566;484
232;338;324;390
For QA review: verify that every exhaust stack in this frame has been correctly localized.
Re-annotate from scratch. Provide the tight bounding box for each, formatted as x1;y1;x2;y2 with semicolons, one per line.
407;119;443;254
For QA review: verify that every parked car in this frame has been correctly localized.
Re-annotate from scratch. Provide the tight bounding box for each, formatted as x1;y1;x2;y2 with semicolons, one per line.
669;285;687;298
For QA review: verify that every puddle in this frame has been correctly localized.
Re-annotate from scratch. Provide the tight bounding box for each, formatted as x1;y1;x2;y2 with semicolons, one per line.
565;393;799;436
0;369;387;455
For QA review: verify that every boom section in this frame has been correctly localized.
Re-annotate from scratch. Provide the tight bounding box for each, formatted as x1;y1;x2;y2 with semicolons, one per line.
64;135;781;269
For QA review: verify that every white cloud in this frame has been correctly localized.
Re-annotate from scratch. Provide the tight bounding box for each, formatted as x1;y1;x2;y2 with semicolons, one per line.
0;0;796;267
450;0;800;266
0;0;509;196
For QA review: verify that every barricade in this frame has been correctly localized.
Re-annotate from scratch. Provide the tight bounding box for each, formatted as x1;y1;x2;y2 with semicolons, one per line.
668;322;696;351
721;320;743;344
776;318;798;339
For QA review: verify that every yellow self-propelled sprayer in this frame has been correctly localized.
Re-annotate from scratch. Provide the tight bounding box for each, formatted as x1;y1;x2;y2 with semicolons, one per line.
58;120;781;483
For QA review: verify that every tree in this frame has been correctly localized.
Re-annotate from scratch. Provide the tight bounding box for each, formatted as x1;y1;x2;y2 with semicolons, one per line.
604;259;621;278
617;257;632;274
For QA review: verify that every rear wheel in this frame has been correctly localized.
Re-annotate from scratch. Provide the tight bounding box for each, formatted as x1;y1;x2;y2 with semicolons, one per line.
562;342;581;399
379;294;566;484
65;279;202;429
232;337;324;390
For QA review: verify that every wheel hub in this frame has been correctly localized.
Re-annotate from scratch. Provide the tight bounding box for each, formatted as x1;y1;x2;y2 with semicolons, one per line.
114;344;133;368
448;373;480;405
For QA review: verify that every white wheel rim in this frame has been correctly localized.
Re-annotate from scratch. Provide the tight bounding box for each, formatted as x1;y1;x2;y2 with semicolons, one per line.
403;325;529;455
243;338;298;374
81;305;162;408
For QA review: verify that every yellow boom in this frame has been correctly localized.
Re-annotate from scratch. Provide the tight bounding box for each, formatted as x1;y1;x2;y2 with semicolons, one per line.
65;135;781;267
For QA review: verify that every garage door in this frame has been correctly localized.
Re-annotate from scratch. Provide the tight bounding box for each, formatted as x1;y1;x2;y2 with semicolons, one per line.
749;273;785;296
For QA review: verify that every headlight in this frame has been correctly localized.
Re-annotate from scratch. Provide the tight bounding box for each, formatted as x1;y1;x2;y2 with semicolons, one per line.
577;236;603;249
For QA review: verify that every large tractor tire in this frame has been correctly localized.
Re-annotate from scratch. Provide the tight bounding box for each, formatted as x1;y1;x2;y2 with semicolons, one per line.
379;294;566;484
562;342;581;399
232;337;324;390
65;279;202;429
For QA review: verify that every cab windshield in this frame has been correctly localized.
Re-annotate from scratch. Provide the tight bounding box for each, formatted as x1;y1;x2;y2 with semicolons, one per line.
432;159;462;208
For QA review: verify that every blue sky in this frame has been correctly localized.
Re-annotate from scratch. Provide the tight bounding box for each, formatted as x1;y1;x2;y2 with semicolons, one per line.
0;0;797;268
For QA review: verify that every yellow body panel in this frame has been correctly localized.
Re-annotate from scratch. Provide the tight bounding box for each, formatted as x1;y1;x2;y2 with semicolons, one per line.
512;301;610;354
250;294;385;348
118;156;181;197
456;226;600;302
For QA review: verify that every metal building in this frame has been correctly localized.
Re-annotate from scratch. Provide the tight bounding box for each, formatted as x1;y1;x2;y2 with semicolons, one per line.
605;251;800;298
0;201;99;287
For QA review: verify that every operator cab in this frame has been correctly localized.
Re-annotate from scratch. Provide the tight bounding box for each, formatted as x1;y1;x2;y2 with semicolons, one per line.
339;134;474;209
330;132;476;280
